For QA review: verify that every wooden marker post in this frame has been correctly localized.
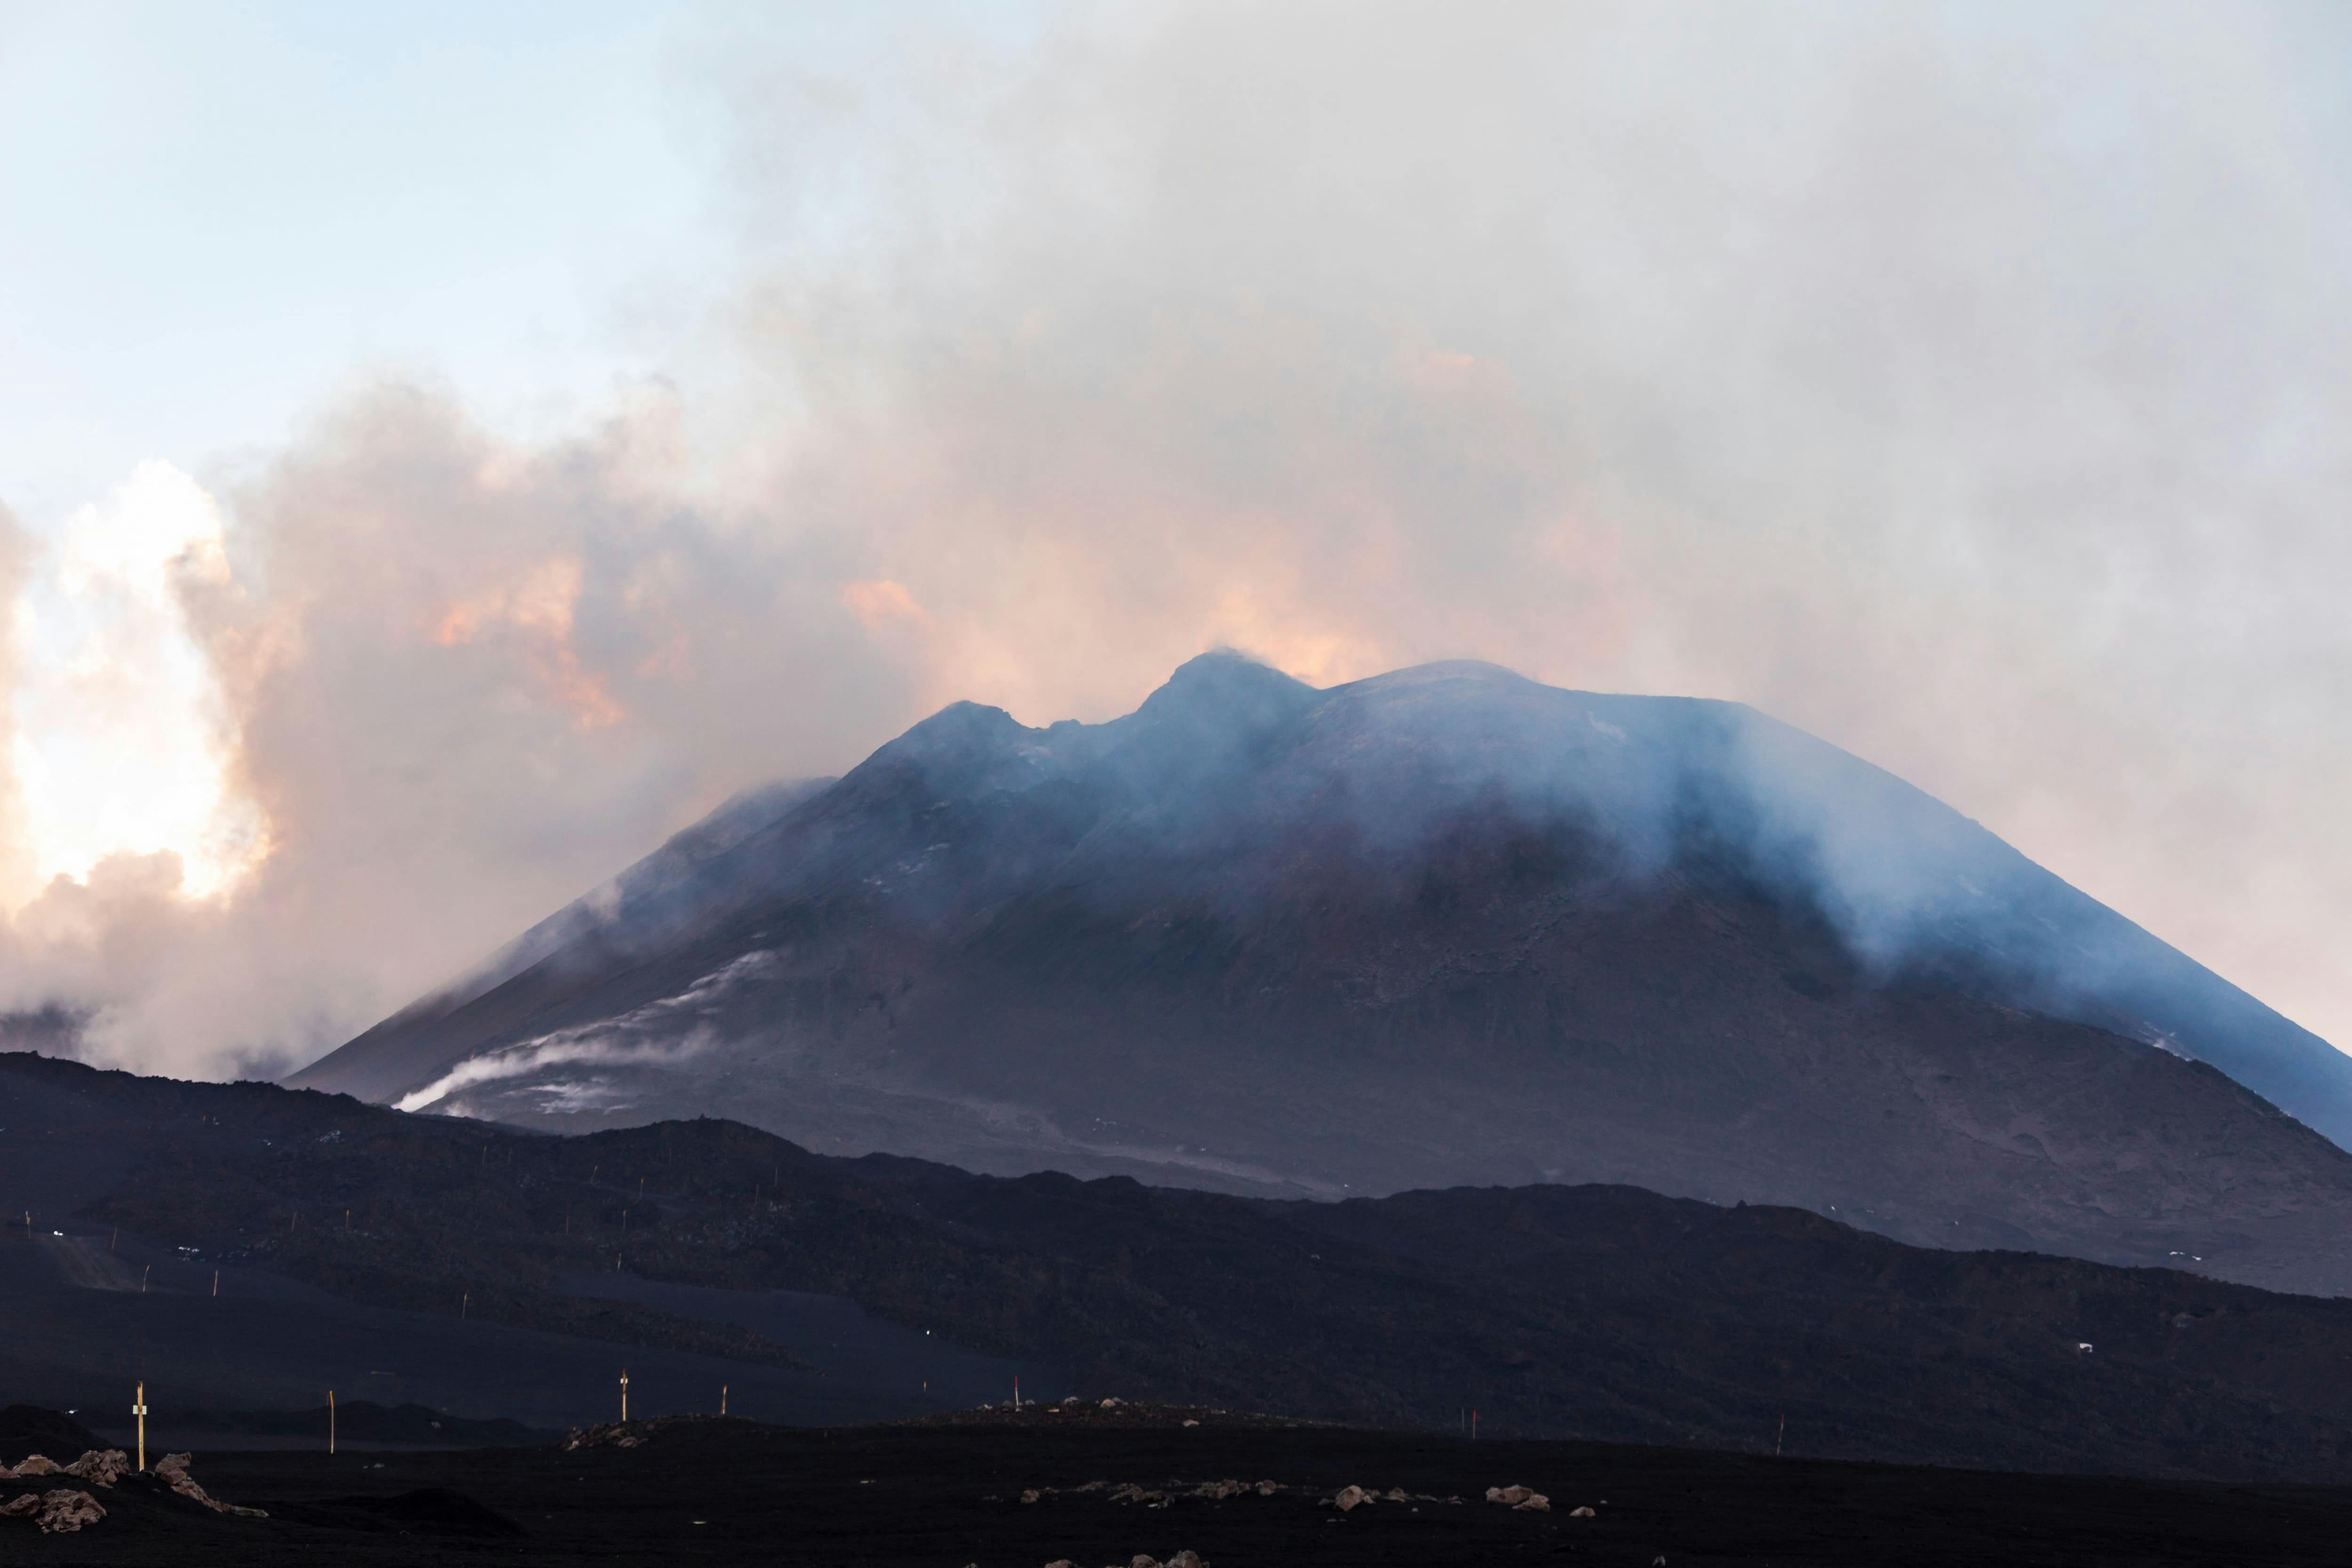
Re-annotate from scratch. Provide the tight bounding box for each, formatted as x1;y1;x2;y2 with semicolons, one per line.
720;1385;728;1417
134;1383;147;1471
141;1265;150;1293
620;1370;629;1424
329;1390;336;1454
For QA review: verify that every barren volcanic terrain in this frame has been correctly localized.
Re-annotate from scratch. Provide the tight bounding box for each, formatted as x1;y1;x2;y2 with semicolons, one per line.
14;1053;2352;1484
7;1404;2352;1566
290;657;2352;1294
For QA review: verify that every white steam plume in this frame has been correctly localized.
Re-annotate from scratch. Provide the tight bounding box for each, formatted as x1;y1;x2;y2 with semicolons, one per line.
0;1;2348;1075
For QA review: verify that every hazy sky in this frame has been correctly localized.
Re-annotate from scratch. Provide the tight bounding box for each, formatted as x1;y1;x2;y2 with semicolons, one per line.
3;0;2350;1078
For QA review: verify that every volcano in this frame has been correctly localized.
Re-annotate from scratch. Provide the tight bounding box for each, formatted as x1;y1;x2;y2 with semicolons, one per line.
289;656;2352;1294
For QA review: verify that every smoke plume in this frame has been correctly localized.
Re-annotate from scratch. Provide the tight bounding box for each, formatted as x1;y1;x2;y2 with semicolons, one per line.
5;1;2351;1077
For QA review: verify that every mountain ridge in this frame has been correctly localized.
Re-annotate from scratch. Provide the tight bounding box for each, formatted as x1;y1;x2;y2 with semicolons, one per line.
19;1049;2352;1482
287;655;2352;1294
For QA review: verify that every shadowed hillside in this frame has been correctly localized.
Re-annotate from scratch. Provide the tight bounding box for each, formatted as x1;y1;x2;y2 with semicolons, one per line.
17;1053;2352;1482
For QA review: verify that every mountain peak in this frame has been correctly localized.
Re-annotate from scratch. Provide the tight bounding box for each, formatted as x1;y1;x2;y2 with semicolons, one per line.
1135;649;1319;720
289;657;2352;1301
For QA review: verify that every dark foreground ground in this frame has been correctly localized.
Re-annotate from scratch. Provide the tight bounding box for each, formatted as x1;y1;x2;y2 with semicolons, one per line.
6;1404;2349;1567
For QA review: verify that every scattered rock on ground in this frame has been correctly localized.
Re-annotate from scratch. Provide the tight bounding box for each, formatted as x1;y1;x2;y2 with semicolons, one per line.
63;1450;130;1487
1327;1485;1373;1511
562;1422;646;1450
1570;1504;1597;1517
1486;1483;1550;1509
34;1489;106;1533
153;1453;268;1518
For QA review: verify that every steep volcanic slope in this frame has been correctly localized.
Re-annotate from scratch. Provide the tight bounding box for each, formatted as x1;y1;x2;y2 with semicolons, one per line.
290;656;2352;1293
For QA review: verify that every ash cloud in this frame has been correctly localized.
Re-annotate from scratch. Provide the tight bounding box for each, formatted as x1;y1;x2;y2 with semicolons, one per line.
5;1;2352;1075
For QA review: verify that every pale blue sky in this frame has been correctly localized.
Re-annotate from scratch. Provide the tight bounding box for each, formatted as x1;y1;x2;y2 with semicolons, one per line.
0;1;724;518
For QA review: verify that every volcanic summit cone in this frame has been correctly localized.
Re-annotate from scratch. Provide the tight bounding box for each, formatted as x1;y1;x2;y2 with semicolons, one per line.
291;655;2352;1294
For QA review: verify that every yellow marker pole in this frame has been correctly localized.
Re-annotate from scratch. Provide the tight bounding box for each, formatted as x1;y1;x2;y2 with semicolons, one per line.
329;1390;336;1455
133;1383;147;1472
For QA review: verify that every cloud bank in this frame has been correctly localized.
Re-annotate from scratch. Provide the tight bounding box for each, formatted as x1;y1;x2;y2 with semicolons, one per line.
4;0;2350;1077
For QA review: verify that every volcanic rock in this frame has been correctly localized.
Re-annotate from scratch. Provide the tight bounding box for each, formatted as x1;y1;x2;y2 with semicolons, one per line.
153;1453;266;1518
290;657;2352;1295
33;1489;104;1533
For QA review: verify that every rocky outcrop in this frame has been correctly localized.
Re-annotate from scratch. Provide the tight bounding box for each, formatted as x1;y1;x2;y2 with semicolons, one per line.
0;1489;107;1533
0;1449;129;1486
37;1490;107;1534
64;1450;130;1486
154;1453;268;1518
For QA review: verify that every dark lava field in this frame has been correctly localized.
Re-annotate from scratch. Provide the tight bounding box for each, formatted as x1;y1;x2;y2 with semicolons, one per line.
17;1050;2352;1485
17;1044;2352;1561
7;1402;2352;1567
